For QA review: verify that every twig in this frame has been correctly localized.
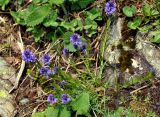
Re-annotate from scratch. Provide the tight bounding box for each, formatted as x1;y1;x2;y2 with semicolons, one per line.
130;85;149;94
9;28;25;93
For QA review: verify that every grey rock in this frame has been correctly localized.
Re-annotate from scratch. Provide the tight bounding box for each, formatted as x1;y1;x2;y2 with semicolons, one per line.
136;32;160;77
0;57;15;117
104;18;158;85
19;98;30;105
0;57;16;83
104;18;124;64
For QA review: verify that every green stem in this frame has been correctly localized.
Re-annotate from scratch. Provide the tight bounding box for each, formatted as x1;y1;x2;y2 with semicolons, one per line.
61;4;68;16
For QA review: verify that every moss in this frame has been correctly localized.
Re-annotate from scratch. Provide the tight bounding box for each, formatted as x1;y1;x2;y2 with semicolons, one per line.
118;50;133;72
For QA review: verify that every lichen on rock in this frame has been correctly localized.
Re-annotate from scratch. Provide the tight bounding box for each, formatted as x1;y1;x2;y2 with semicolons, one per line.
0;57;15;117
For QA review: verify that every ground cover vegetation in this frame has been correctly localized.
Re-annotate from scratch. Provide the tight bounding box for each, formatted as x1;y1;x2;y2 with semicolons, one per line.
0;0;160;117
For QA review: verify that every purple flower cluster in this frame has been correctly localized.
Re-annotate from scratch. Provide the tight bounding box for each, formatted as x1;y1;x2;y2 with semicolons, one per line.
105;0;116;15
63;33;87;55
39;67;55;78
41;54;51;65
61;94;71;104
22;50;36;63
47;94;58;104
59;80;67;87
47;93;71;105
63;48;69;55
70;33;82;49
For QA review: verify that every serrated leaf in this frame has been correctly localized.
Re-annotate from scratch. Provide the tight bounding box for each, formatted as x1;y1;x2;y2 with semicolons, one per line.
10;11;21;24
127;17;142;29
25;5;51;26
43;12;58;27
84;18;97;30
123;5;136;17
45;107;59;117
59;107;71;117
85;8;102;20
72;92;90;115
32;112;44;117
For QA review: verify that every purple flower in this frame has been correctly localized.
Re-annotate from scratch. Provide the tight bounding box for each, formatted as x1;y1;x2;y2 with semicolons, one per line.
39;67;55;78
80;43;87;52
61;94;71;104
47;94;58;104
54;66;59;72
63;48;69;55
105;0;116;15
59;80;67;87
70;33;82;48
41;54;51;65
22;50;36;62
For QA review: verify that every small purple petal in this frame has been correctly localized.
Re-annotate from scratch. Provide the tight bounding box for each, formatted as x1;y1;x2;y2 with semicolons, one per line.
59;80;67;87
63;48;69;55
105;0;116;15
47;94;58;104
61;94;71;104
41;54;51;65
70;33;82;47
22;50;36;63
80;43;87;52
39;67;55;78
54;66;59;72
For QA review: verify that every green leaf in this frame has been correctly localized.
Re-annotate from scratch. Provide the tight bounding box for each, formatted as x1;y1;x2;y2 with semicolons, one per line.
45;107;59;117
150;9;159;16
59;107;71;117
85;8;102;21
151;31;160;43
127;17;142;29
32;112;44;117
63;32;73;44
60;21;74;30
123;5;136;17
0;0;9;10
72;92;90;115
64;43;77;52
138;25;151;33
25;5;52;26
43;12;58;27
10;11;21;24
27;27;45;42
142;4;151;16
49;0;64;5
76;18;83;31
78;0;94;9
84;18;97;30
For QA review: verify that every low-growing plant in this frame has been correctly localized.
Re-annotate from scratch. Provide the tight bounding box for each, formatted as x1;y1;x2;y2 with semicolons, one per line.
122;1;160;43
10;0;102;44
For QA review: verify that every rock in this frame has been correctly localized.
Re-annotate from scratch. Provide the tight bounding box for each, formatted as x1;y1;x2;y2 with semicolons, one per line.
104;18;123;64
136;32;160;77
103;18;157;86
0;57;16;84
19;98;30;105
0;57;15;117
